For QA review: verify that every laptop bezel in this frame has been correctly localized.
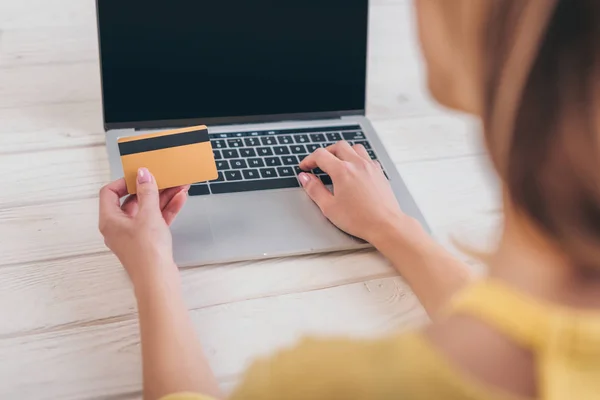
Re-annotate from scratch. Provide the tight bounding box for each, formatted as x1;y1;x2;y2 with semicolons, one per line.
94;1;369;132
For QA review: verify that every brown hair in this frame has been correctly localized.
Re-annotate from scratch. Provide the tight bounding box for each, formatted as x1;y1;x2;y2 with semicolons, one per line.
483;0;600;272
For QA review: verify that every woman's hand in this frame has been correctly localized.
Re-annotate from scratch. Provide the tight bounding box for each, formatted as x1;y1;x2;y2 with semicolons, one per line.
98;168;190;288
300;142;471;317
298;141;416;245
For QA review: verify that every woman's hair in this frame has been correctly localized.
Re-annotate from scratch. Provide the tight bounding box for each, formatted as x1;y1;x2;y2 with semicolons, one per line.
482;0;600;273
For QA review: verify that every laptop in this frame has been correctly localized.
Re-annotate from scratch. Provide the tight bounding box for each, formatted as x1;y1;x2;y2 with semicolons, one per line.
96;0;429;266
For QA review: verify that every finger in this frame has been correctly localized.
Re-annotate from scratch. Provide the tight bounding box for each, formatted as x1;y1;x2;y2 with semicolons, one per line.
325;141;362;162
162;189;188;226
99;178;128;220
298;173;334;214
121;194;139;216
300;148;343;175
159;185;190;211
136;168;160;214
352;144;371;161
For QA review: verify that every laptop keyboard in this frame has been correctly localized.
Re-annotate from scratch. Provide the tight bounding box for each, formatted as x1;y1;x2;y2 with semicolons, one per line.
189;125;382;196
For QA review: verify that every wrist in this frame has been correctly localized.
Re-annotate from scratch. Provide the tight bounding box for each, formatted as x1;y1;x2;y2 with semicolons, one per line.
368;214;428;252
130;259;182;300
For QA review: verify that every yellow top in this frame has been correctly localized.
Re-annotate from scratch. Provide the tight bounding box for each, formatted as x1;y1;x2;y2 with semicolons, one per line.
161;280;600;400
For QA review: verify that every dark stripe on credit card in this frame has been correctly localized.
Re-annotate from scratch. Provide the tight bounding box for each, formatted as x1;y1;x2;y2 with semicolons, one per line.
119;128;210;156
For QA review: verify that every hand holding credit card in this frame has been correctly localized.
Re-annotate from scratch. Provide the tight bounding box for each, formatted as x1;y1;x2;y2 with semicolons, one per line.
118;125;218;194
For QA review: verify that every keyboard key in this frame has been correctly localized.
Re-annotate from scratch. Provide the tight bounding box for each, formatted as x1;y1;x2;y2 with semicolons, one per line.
225;170;243;181
265;157;282;167
282;155;298;165
230;159;248;169
313;168;325;175
324;142;335;147
189;184;210;196
213;150;222;160
306;144;321;153
232;132;247;137
294;135;310;144
294;166;304;175
244;137;261;147
214;172;225;182
242;169;261;180
223;149;240;159
354;140;372;149
248;158;265;168
291;145;306;154
273;146;290;155
319;175;333;185
212;140;226;149
261;136;277;146
260;168;278;179
240;148;257;157
278;135;293;145
257;147;274;156
367;150;377;160
310;133;326;142
216;160;229;170
326;132;342;141
277;166;295;177
227;139;243;148
297;154;309;162
210;178;299;194
343;131;366;141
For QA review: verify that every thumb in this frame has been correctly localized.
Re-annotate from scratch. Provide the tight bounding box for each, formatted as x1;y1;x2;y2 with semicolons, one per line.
136;167;160;213
298;173;333;214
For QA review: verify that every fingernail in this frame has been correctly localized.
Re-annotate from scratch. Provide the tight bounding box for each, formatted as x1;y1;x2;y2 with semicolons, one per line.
298;173;310;186
137;167;152;184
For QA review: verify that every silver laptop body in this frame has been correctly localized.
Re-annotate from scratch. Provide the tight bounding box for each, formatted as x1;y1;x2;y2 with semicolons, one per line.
98;1;429;267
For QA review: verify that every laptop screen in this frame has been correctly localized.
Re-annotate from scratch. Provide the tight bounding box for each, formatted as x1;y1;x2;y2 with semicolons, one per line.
97;0;369;127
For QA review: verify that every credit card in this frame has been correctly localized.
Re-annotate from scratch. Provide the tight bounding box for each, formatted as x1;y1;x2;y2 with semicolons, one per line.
118;125;218;194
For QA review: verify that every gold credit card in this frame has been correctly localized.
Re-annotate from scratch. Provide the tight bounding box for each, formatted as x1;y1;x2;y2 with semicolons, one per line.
118;125;218;194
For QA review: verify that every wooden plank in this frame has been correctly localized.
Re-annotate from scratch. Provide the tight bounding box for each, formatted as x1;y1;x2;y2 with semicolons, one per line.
0;111;481;205
0;198;104;266
0;154;500;269
0;26;97;68
0;145;108;209
0;101;105;154
0;63;101;109
399;155;502;255
0;0;95;30
0;275;426;400
372;114;484;164
0;249;395;337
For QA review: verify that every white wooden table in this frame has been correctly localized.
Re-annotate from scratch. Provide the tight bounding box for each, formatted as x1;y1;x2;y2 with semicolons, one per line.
0;0;500;398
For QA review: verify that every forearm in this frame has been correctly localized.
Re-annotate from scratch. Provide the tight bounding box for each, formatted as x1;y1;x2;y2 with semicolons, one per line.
371;217;472;319
134;265;222;400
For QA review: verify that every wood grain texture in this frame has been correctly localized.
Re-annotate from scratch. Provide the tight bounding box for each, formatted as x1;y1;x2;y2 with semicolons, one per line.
0;112;483;208
0;145;108;208
0;154;499;268
0;249;396;337
0;102;105;154
0;276;426;400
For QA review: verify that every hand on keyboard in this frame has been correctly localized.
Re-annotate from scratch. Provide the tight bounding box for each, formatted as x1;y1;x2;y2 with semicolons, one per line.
298;141;409;244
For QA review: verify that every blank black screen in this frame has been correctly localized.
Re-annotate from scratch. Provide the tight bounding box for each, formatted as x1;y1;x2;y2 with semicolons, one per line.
97;0;368;126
